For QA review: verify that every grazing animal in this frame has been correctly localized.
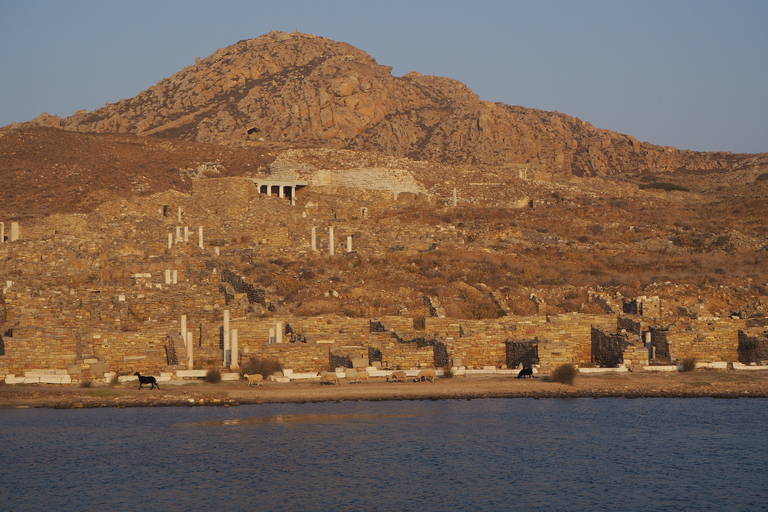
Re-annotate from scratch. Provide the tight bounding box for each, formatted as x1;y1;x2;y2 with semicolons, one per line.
413;369;436;382
243;373;264;387
351;370;369;384
318;372;340;385
517;366;533;379
134;372;159;390
387;371;407;383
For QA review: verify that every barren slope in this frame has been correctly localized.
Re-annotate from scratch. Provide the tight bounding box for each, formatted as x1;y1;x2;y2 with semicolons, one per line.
28;31;763;178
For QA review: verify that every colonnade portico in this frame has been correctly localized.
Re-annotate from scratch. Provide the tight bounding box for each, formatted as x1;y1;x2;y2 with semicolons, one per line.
252;179;308;205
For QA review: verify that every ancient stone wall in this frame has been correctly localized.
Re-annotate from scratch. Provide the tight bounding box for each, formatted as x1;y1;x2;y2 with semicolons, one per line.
666;318;744;362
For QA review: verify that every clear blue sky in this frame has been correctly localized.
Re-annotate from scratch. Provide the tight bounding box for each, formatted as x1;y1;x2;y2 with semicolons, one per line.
1;0;766;154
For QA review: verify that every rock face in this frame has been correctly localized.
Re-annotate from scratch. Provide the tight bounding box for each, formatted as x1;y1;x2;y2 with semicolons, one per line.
46;30;756;176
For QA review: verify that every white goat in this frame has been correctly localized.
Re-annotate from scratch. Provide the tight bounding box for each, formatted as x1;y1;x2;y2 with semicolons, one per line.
318;372;340;385
413;369;436;382
243;373;264;387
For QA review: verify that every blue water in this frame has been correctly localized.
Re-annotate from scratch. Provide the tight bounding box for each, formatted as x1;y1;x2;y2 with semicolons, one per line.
1;398;766;511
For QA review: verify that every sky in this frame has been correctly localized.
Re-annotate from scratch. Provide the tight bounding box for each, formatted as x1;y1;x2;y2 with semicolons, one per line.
1;0;766;154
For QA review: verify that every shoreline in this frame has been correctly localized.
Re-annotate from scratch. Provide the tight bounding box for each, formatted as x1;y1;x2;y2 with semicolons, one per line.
2;370;767;409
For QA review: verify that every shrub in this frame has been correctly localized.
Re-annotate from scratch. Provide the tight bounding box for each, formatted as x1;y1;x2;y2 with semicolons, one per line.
551;363;578;385
240;356;283;378
205;368;222;383
679;357;697;372
79;379;93;388
442;365;454;379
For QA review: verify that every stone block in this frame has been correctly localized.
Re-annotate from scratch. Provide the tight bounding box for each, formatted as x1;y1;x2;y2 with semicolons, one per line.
351;358;368;368
90;363;110;374
176;370;208;378
67;364;82;375
221;372;240;381
5;375;25;384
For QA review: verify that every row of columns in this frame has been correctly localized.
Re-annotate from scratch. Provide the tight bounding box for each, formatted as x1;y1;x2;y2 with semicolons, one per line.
259;184;297;206
168;226;204;250
181;312;291;370
0;222;20;243
310;227;353;255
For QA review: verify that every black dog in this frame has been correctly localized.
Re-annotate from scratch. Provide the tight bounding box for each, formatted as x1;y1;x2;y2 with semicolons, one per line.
134;372;159;390
517;366;533;379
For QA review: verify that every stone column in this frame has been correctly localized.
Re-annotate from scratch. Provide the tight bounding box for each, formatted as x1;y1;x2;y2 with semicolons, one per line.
329;227;335;257
177;206;182;223
167;233;173;250
311;227;317;251
172;270;178;284
184;226;189;242
347;235;352;253
266;185;272;197
10;222;20;241
165;270;172;285
278;186;284;199
215;247;220;256
0;222;4;243
275;321;283;344
187;331;194;370
181;315;187;343
175;226;181;244
453;188;458;207
268;327;275;344
198;227;204;249
290;186;295;206
223;309;230;367
645;331;653;360
231;329;239;369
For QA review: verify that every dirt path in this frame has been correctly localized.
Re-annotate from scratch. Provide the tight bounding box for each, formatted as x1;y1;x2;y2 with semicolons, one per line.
2;370;767;410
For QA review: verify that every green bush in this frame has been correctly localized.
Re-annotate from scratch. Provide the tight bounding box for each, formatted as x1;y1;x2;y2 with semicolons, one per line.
551;363;578;385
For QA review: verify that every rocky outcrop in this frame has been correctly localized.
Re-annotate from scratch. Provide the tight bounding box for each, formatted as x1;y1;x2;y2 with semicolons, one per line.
41;31;759;178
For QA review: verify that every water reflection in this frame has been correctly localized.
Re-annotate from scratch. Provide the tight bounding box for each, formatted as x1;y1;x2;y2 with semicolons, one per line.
179;412;417;427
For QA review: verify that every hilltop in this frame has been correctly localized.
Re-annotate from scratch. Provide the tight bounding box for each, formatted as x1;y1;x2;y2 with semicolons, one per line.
28;31;764;178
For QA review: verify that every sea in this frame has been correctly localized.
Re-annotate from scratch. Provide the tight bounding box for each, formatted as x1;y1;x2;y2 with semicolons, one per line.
1;397;766;512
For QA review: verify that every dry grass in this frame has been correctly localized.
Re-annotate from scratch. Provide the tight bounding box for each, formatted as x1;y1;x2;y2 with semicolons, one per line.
551;364;579;385
205;368;222;383
679;358;698;372
240;356;284;378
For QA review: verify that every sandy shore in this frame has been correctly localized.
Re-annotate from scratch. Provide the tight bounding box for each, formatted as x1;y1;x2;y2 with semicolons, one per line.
2;370;767;409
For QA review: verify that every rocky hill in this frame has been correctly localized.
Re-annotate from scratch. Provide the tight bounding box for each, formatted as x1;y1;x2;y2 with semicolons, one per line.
30;31;763;178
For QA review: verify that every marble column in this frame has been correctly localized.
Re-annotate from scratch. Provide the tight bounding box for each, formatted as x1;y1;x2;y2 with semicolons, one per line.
223;309;230;367
347;235;352;253
231;330;239;369
187;331;194;370
10;222;19;241
198;227;204;249
329;227;335;256
0;222;4;243
311;227;317;251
